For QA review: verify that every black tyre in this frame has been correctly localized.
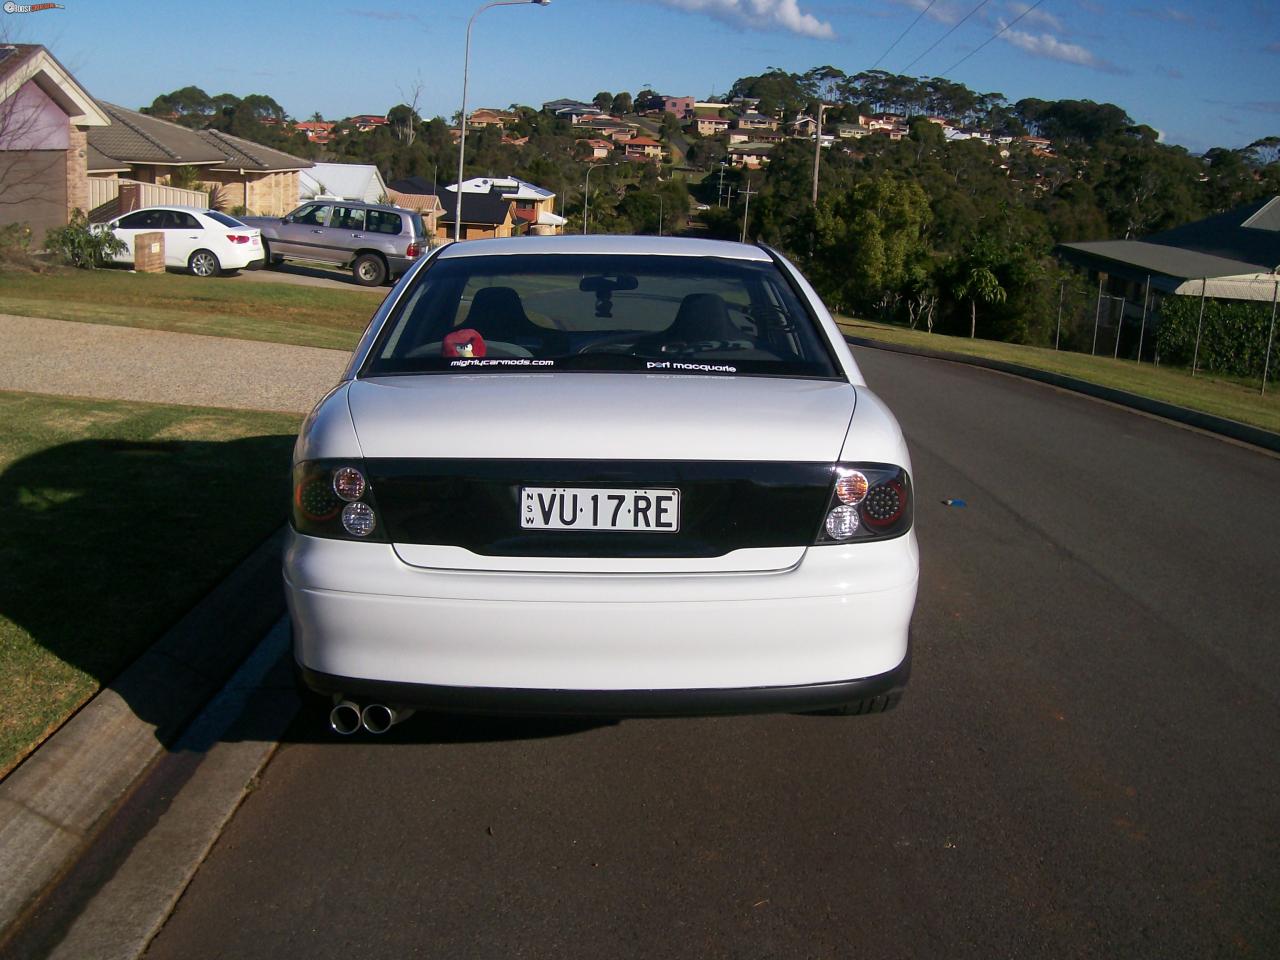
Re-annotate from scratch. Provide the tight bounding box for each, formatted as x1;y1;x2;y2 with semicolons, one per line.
188;248;221;277
262;240;281;268
352;253;387;286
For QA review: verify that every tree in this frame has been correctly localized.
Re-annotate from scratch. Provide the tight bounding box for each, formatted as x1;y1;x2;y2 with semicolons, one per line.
388;103;421;146
593;91;613;113
950;235;1008;338
611;92;633;116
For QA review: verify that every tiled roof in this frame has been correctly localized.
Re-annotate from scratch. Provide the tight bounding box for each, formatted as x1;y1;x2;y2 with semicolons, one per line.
90;102;227;164
86;144;128;173
197;128;311;172
89;101;310;171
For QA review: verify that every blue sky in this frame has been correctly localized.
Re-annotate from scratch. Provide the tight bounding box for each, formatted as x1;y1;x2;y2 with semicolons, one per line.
7;0;1278;154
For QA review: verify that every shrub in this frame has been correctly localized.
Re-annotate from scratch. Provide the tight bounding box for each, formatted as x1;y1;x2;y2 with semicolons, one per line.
1156;292;1280;382
0;222;33;253
44;210;127;269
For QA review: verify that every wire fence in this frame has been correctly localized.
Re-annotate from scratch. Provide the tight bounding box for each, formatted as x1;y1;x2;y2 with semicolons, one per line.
1051;273;1280;395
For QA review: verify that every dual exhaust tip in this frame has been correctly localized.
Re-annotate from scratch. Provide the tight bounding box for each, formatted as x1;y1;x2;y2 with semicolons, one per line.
329;700;414;735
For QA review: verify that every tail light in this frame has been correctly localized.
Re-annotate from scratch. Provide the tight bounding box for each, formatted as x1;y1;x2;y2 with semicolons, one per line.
814;463;912;544
226;234;251;244
292;460;388;542
406;243;421;258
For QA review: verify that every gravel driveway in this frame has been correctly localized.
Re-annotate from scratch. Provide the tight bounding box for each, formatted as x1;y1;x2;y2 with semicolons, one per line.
0;314;350;413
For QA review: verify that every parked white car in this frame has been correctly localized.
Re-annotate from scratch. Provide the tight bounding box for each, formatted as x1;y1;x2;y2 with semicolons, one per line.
286;236;919;734
101;206;263;276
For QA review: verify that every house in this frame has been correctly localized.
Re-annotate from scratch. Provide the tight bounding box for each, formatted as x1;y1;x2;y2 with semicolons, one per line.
541;98;594;115
0;44;111;242
453;175;566;234
1056;196;1280;305
736;112;778;131
728;142;774;169
727;128;784;146
638;95;694;119
299;162;388;204
692;116;730;137
389;177;519;241
383;188;445;238
835;122;871;139
347;114;386;132
790;114;818;137
296;121;335;144
623;136;663;162
468;108;518;128
88;102;312;216
577;138;614;160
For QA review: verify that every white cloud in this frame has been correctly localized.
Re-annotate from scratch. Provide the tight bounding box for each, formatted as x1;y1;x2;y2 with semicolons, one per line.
656;0;835;38
1002;27;1125;73
1005;1;1063;32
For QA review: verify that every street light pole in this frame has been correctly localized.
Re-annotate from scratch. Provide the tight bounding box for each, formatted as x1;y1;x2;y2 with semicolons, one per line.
582;162;617;235
455;0;550;242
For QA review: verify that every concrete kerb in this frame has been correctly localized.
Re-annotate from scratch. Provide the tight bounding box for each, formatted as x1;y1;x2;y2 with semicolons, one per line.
0;526;289;947
845;335;1280;455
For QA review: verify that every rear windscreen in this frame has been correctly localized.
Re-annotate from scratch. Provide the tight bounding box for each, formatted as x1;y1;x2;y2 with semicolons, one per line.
362;253;839;379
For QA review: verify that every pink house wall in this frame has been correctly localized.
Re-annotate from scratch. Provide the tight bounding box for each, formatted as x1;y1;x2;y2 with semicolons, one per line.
0;81;70;151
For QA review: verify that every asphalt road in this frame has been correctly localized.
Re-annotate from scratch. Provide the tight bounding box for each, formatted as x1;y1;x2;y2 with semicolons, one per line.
143;349;1280;959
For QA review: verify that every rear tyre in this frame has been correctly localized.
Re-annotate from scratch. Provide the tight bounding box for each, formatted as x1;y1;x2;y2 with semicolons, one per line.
188;249;221;277
261;241;281;268
352;253;386;287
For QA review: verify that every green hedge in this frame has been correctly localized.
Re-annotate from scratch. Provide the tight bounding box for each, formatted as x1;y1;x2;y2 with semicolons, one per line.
1156;293;1280;382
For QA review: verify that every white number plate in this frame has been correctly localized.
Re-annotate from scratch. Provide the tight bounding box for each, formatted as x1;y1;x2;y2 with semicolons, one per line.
521;487;680;532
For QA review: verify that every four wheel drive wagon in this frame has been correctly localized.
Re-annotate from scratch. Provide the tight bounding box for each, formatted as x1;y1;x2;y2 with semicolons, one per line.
243;200;430;286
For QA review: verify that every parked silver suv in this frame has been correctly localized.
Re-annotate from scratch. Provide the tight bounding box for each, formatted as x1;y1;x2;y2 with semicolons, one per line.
244;200;429;286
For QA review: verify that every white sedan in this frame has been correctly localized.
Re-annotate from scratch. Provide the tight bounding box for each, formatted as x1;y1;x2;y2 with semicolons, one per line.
102;206;263;276
285;236;919;734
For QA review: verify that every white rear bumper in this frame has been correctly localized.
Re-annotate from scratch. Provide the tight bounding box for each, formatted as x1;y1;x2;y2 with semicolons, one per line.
284;529;918;694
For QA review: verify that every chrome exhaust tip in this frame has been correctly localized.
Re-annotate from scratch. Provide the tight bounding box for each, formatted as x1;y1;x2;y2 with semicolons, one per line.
329;700;362;736
361;703;415;735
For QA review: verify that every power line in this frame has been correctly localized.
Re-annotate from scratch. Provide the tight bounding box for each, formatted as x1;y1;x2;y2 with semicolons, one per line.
938;0;1051;76
872;0;938;70
901;0;992;75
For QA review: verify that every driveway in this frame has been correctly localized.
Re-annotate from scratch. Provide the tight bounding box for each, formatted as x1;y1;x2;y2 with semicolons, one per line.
0;314;350;414
228;262;386;293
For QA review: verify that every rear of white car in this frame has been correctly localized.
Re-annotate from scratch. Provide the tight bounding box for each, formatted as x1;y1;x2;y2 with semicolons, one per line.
285;237;918;726
104;206;262;275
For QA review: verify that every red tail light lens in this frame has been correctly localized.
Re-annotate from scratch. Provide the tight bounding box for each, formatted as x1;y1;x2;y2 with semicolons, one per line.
226;234;251;244
406;243;421;258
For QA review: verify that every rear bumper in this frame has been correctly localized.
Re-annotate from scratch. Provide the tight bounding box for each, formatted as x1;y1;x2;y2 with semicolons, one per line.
285;529;918;708
297;647;910;717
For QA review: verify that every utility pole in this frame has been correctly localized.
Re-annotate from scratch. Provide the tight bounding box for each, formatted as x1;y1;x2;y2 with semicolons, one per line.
717;162;727;207
811;103;829;206
739;179;756;244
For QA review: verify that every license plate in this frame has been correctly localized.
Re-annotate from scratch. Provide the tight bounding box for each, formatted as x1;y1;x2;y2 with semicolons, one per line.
521;487;679;532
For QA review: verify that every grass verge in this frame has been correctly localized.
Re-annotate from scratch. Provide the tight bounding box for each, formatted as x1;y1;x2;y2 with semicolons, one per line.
0;391;301;778
0;268;377;351
838;317;1280;435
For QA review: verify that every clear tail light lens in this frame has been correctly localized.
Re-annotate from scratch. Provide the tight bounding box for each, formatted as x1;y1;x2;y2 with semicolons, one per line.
292;460;387;542
815;463;912;544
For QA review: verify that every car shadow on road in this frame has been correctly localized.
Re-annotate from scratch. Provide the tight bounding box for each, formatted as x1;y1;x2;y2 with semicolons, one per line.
0;433;297;775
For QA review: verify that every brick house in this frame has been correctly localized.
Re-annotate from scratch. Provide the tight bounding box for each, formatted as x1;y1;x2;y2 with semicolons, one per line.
0;44;111;243
88;102;312;216
623;136;663;162
693;116;730;136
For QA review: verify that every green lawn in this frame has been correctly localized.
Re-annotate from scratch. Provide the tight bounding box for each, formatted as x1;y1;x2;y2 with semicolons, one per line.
838;317;1280;435
0;268;379;351
0;392;301;778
